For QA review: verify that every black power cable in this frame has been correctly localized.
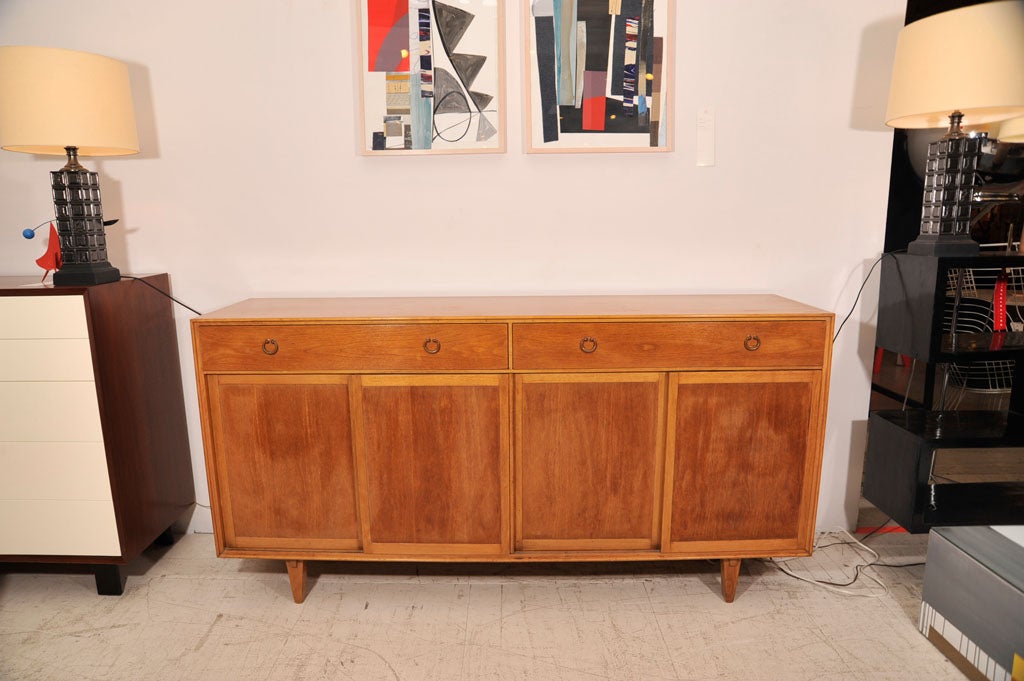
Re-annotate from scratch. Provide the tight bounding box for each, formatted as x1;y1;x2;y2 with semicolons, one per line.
121;275;203;316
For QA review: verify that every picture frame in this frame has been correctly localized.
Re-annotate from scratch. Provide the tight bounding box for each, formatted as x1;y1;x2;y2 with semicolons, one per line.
358;0;506;155
524;0;673;153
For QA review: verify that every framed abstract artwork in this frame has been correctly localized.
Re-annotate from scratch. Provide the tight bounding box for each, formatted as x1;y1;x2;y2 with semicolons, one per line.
525;0;673;153
358;0;506;154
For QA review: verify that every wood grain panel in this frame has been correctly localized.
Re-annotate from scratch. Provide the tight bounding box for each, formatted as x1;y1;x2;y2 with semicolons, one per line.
210;375;360;549
356;375;507;549
193;294;831;321
516;374;664;548
512;321;827;370
195;323;508;372
85;275;196;561
665;371;820;550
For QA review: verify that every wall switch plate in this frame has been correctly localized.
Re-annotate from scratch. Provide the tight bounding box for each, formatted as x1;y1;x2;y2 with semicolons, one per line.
697;107;715;167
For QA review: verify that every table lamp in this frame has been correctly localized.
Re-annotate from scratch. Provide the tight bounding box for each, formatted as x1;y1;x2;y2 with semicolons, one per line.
885;0;1024;256
0;45;139;285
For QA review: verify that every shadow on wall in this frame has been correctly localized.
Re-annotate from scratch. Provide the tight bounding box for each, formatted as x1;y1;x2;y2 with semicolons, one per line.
848;14;903;133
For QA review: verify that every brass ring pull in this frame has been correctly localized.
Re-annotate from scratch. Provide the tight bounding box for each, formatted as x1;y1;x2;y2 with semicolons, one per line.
744;335;761;352
262;339;279;355
423;338;441;355
580;337;598;353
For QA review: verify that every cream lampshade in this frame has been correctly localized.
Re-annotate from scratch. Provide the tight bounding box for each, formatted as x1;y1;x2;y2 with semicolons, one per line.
885;0;1024;130
994;116;1024;143
884;1;1024;256
0;45;139;285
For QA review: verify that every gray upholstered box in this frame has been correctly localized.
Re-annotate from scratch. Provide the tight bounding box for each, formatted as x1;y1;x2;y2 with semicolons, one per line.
920;526;1024;681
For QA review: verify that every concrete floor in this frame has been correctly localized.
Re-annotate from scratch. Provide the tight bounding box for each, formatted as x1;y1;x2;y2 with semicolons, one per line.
0;531;965;681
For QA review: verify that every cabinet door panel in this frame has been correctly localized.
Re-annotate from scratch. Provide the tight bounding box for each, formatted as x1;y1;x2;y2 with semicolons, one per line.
665;371;822;555
516;373;665;551
356;375;508;554
209;375;360;551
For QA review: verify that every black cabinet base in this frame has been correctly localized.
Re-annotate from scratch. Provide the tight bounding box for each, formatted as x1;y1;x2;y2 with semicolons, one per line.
864;410;1024;532
153;527;176;547
94;565;126;596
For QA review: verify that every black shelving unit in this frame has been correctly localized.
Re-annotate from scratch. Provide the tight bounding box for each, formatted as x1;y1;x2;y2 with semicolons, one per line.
864;252;1024;532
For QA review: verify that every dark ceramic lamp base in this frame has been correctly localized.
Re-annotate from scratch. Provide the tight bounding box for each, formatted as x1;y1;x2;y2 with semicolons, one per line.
50;148;121;287
907;234;980;257
53;262;121;286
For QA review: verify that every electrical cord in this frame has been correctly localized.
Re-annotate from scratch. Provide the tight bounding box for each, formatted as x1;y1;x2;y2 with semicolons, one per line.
121;275;203;316
767;530;888;597
833;252;901;343
764;524;926;596
861;521;926;567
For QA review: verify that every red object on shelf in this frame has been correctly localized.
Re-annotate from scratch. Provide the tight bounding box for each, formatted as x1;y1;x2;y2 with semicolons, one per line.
34;223;62;281
873;346;885;374
994;269;1008;332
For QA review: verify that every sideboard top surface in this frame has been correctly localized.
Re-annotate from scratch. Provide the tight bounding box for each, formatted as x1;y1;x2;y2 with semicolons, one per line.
0;275;158;295
195;294;832;323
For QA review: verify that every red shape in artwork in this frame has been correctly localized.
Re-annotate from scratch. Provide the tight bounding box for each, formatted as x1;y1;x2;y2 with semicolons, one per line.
582;96;607;131
367;0;410;72
35;223;62;277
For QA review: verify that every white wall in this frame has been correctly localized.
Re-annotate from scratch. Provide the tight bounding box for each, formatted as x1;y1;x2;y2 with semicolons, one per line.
0;0;905;534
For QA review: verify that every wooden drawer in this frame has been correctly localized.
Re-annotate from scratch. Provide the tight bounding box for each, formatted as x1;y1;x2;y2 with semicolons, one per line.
512;321;828;370
194;323;509;372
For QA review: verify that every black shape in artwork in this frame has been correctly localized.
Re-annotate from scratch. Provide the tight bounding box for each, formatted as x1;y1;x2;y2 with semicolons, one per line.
584;15;613;71
469;91;493;111
433;68;471;115
450;54;486;90
433;1;474;54
558;99;650;135
534;15;559;143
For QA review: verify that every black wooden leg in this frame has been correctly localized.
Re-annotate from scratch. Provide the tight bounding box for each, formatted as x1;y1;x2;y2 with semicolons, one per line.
94;565;126;596
153;526;176;547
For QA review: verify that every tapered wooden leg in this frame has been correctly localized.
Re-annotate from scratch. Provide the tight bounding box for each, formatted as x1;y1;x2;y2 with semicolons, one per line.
720;558;741;603
285;560;307;603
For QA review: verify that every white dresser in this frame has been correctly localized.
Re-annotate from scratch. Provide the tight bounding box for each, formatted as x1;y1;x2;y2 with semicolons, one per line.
0;293;121;556
0;275;194;594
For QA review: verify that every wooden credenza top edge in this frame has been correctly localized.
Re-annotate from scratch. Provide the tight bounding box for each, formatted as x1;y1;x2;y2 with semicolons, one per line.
194;294;833;323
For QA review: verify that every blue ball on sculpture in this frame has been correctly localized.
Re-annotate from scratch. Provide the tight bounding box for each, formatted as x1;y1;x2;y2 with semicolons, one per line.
22;228;35;239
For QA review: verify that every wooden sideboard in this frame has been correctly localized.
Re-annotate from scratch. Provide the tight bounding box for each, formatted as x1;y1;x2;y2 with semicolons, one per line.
191;295;833;603
0;275;195;594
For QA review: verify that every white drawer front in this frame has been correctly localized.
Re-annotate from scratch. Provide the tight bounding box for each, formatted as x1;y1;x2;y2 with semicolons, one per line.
0;499;120;556
0;295;89;339
0;339;95;381
0;442;112;501
0;382;103;442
